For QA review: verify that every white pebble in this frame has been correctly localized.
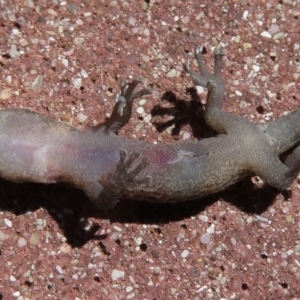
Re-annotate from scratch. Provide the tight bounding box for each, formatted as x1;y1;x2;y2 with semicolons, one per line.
81;69;88;78
166;69;177;78
55;265;64;274
77;113;88;122
261;31;272;38
252;65;260;72
136;107;145;115
72;77;82;89
196;86;204;94
111;269;125;280
200;233;211;244
206;224;215;234
18;237;27;247
4;218;12;227
181;249;189;258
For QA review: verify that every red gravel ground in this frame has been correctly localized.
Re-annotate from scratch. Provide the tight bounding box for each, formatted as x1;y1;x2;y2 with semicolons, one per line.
0;0;300;299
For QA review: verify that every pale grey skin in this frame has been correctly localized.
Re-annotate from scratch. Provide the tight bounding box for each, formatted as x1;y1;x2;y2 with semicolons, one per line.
0;46;300;210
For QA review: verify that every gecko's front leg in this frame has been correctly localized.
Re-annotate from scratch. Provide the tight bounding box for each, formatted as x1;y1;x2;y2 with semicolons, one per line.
92;150;150;210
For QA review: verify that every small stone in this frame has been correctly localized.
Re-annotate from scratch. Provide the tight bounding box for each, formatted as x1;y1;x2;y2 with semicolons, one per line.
55;265;64;274
136;107;145;115
233;35;241;43
80;69;88;78
27;0;34;7
31;75;44;90
128;17;136;25
182;132;191;140
181;249;189;258
74;37;85;45
181;15;190;24
252;65;260;72
12;291;20;297
235;90;243;96
239;100;247;109
199;215;209;222
62;59;68;67
261;31;272;38
143;114;152;123
196;86;204;94
0;229;10;241
111;269;125;280
72;77;82;89
29;232;40;245
143;28;150;36
10;44;20;58
273;32;284;40
4;218;12;227
206;224;215;234
19;38;29;46
0;88;12;100
77;113;87;123
126;286;133;292
18;237;27;247
166;69;177;78
67;4;78;14
200;233;211;244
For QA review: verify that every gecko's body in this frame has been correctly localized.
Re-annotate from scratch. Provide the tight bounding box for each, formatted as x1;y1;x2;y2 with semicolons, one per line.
1;46;300;209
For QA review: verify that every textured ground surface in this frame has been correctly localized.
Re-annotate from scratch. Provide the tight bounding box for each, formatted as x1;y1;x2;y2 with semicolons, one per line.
0;0;300;299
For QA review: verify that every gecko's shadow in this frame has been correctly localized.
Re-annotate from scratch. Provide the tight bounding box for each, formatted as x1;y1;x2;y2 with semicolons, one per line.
0;89;287;247
0;177;284;248
151;88;216;139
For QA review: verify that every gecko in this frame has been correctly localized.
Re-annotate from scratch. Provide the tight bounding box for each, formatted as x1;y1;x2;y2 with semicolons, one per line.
0;45;300;210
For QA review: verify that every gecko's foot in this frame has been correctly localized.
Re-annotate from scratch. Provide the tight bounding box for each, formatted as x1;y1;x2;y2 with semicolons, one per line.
96;78;152;134
119;78;152;102
214;45;225;57
183;44;225;89
96;150;150;210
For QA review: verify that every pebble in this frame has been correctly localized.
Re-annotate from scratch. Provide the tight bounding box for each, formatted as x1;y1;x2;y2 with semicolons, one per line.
72;77;82;89
182;132;191;140
81;69;88;78
0;88;12;101
261;31;272;38
136;107;145;114
56;265;64;274
181;249;189;258
29;232;40;245
4;218;12;227
111;269;125;280
196;86;204;94
31;75;44;90
200;233;211;244
77;113;87;122
166;69;177;78
10;44;20;58
206;224;215;234
0;229;10;241
18;237;27;247
74;37;85;45
273;32;284;40
67;4;78;14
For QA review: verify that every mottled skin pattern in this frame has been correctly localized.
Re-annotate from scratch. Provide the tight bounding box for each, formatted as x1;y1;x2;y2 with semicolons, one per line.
1;46;300;209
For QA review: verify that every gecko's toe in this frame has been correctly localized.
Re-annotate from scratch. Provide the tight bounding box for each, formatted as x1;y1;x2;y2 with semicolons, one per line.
214;45;225;57
207;80;217;91
194;46;203;56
